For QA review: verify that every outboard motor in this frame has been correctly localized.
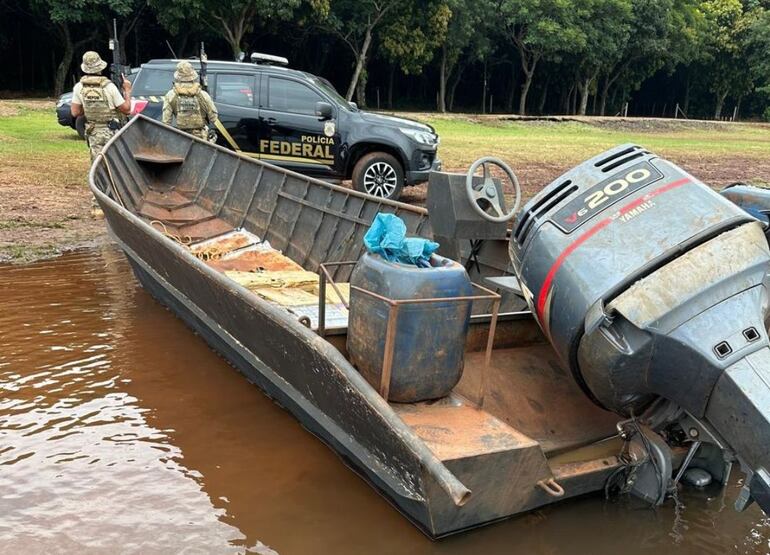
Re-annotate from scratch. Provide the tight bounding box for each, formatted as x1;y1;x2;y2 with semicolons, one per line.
471;145;770;513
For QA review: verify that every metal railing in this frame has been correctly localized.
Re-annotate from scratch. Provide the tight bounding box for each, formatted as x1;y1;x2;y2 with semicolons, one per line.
318;260;502;404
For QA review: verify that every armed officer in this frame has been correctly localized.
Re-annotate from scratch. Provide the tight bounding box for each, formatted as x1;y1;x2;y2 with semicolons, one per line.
70;51;132;161
162;61;218;141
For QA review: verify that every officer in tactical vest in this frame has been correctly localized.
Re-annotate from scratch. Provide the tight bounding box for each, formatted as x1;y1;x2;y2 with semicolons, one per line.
162;61;218;141
70;51;132;162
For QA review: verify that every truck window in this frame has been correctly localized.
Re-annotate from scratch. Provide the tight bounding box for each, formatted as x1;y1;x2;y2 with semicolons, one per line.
132;68;173;95
215;74;255;107
267;77;322;115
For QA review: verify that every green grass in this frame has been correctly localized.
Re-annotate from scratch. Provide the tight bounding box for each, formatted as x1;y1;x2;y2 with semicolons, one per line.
0;104;85;157
422;117;770;170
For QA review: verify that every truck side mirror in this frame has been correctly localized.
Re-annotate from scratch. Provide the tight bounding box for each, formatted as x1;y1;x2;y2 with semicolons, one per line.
315;101;333;120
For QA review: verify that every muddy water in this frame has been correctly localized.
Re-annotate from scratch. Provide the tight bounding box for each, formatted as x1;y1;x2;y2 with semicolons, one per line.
2;247;770;555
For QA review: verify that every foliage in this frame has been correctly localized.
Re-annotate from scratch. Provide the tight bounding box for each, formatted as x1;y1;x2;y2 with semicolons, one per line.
8;0;770;118
380;0;451;75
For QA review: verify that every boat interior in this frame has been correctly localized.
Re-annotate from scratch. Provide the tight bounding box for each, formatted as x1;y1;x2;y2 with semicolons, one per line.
92;118;622;505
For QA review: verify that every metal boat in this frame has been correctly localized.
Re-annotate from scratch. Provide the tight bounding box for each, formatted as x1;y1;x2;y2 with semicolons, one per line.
90;115;770;537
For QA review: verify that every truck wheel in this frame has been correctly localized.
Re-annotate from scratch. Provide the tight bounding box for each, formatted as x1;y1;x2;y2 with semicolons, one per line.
75;116;86;140
352;152;404;200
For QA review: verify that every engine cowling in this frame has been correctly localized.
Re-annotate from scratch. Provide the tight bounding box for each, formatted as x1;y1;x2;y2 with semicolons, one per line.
511;144;770;512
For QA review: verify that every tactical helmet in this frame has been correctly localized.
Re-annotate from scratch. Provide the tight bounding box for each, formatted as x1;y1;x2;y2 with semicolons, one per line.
81;51;107;74
174;61;199;83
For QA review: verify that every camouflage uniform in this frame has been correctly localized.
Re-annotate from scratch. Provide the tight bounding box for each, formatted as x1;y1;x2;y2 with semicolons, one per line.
162;61;218;142
71;52;126;162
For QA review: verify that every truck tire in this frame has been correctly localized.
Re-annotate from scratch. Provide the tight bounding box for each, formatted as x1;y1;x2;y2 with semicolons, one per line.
352;152;404;200
75;116;86;140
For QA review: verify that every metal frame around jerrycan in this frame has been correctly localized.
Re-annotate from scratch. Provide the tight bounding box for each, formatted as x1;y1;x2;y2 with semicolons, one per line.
317;260;502;403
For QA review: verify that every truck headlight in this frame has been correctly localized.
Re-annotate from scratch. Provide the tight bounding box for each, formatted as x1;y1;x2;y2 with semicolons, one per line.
399;128;439;146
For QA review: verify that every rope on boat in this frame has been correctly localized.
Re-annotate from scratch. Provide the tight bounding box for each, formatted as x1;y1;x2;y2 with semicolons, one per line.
149;220;193;248
190;242;231;261
95;152;126;209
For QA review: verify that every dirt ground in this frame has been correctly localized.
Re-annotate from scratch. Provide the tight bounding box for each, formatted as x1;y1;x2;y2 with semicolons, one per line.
0;100;106;263
399;154;770;206
2;99;770;263
0;177;107;263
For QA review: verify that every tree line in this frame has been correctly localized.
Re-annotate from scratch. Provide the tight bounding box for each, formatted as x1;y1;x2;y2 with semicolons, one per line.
3;0;770;120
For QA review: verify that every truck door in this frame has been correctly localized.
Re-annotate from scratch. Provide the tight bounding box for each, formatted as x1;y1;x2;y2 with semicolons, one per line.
211;73;260;155
258;75;337;177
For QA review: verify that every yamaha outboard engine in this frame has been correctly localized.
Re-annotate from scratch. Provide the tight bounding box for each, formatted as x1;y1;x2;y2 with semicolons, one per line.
476;144;770;513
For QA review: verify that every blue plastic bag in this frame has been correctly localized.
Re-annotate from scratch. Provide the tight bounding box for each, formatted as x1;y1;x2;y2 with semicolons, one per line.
363;213;439;267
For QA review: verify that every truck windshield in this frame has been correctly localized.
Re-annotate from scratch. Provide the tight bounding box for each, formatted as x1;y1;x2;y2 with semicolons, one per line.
312;77;355;111
132;68;174;96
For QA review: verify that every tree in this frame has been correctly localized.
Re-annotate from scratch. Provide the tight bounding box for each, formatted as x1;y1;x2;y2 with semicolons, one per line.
700;0;753;118
322;0;404;105
571;0;632;115
745;6;770;102
429;0;490;112
154;0;324;60
30;0;135;96
381;0;451;76
594;0;686;116
497;0;582;115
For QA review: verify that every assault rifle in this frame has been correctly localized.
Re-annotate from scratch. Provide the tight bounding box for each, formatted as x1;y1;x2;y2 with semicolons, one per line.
199;42;208;92
108;19;125;90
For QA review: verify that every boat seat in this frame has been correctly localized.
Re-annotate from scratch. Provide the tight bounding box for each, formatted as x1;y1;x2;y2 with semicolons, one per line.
393;396;553;511
134;152;185;165
139;203;217;225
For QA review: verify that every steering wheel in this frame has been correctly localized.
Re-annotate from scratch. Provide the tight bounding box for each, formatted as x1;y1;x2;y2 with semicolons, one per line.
465;157;521;223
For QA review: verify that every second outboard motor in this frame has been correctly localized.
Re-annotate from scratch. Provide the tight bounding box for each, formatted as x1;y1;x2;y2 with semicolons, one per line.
502;144;770;513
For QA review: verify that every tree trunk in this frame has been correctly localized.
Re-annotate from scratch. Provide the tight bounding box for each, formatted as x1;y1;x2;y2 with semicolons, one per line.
562;84;574;114
519;69;534;115
683;76;691;116
571;82;578;115
577;77;591;116
447;62;466;112
356;69;367;106
599;76;611;116
438;46;447;113
506;64;516;113
482;59;487;114
516;48;538;115
714;90;727;119
537;77;549;115
53;23;74;97
346;25;373;102
388;64;395;109
174;32;189;58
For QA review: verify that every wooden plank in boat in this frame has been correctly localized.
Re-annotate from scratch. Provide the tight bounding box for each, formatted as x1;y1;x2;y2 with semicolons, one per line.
254;287;320;306
313;282;350;305
225;270;319;291
208;248;303;273
254;289;349;329
190;230;261;259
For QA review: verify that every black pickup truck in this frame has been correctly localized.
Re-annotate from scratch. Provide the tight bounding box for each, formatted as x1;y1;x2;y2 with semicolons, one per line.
57;56;441;199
